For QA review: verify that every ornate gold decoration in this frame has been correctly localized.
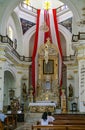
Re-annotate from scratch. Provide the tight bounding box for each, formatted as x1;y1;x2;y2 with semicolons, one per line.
34;38;60;107
29;105;55;112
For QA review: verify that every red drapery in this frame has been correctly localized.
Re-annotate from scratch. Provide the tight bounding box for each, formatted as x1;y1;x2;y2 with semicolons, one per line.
32;10;40;95
52;9;63;88
32;9;63;95
44;10;52;43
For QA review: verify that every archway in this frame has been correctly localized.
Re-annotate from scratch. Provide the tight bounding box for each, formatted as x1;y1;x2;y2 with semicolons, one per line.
4;71;16;106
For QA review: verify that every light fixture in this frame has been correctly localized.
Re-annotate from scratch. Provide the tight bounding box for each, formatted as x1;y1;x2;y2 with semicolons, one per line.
23;0;30;6
43;0;51;10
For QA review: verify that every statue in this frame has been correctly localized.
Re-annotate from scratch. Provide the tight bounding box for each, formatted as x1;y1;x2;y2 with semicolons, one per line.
44;43;49;64
11;98;20;114
68;84;73;97
22;83;28;101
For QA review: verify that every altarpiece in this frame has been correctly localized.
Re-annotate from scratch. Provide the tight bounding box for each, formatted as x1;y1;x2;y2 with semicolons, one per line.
29;39;60;112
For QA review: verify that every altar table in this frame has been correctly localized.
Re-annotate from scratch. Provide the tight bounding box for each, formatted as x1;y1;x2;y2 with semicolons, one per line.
29;102;56;112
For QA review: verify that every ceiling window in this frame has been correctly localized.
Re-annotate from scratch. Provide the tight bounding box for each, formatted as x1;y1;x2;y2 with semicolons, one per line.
23;0;32;10
8;26;13;40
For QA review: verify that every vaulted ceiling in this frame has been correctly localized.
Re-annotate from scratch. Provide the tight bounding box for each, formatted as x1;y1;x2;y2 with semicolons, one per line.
27;0;64;9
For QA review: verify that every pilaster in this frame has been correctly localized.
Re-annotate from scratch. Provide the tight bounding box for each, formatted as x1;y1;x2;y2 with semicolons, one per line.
0;59;6;110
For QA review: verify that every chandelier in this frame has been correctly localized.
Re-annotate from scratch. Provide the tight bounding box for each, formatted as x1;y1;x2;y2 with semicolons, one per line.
43;0;51;10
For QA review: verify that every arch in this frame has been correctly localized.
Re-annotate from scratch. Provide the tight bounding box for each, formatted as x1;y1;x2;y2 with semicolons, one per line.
60;0;81;19
23;25;36;43
59;24;73;55
11;11;23;55
0;0;81;35
4;67;16;81
0;0;23;35
23;26;35;56
4;70;16;106
23;24;73;56
4;70;16;85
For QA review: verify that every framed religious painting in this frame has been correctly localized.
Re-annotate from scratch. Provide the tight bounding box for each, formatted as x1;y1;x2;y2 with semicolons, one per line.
43;60;54;74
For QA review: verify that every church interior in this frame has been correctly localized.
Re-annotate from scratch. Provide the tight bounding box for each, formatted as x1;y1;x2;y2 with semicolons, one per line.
0;0;85;130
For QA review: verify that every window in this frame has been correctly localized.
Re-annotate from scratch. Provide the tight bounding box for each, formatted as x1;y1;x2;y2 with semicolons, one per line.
8;26;13;40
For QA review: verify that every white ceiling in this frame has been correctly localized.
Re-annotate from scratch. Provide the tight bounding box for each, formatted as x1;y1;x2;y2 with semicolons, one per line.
30;0;64;9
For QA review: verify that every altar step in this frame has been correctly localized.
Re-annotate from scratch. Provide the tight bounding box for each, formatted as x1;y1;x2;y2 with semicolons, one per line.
25;112;42;124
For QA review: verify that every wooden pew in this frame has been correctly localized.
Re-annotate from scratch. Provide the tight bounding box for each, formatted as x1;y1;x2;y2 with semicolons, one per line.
53;114;85;120
32;125;85;130
0;121;4;130
68;126;85;130
4;117;9;130
32;125;66;130
53;119;85;125
35;114;85;130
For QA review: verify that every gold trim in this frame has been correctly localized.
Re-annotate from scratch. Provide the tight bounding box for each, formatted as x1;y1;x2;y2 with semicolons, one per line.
73;70;78;73
17;71;23;74
77;57;85;60
0;48;5;51
77;46;85;50
6;55;29;68
0;58;6;61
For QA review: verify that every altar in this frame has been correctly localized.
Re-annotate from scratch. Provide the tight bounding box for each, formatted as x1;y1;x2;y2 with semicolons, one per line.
29;102;56;112
29;39;60;112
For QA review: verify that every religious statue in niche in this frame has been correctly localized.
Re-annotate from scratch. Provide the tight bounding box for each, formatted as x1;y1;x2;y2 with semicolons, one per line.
9;89;15;100
68;84;73;97
22;83;28;101
44;43;49;64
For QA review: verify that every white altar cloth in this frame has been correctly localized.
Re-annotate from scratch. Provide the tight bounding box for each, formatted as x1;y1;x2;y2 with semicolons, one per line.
29;102;56;107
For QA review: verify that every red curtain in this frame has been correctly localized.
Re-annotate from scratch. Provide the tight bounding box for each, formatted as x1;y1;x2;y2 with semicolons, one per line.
32;10;40;95
52;9;63;94
32;9;63;95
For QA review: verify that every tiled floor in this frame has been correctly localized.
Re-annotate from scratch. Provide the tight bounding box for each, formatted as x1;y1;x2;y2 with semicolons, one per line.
15;122;32;130
15;112;41;130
